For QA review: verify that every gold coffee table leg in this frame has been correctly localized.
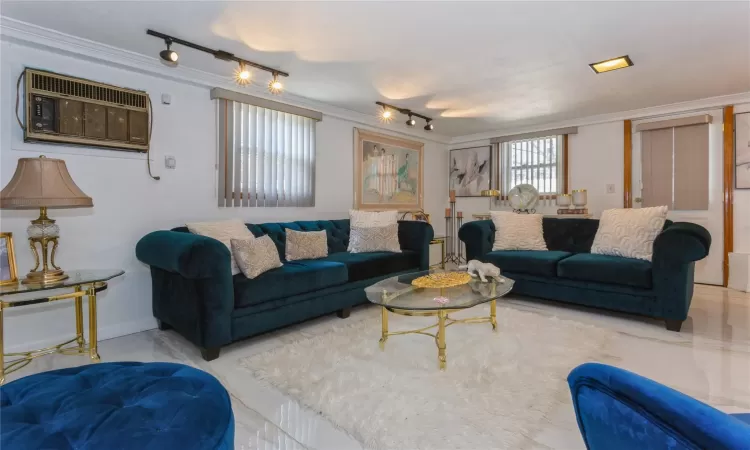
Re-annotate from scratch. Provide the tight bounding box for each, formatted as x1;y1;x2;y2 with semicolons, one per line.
87;286;100;362
437;310;447;370
74;286;85;351
490;299;497;331
379;306;388;350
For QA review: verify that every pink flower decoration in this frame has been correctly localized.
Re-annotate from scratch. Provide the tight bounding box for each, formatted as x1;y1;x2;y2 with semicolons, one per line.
433;296;450;305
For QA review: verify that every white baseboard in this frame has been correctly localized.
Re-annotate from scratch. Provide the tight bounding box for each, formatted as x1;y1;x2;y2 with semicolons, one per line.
4;317;157;353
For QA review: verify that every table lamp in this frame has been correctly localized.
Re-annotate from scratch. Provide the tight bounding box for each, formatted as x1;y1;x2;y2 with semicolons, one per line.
0;156;93;284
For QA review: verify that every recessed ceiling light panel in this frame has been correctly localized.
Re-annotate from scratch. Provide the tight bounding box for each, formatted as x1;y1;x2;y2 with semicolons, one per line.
589;55;633;74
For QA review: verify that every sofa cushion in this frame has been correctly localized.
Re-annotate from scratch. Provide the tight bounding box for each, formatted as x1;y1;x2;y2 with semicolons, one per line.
323;251;420;282
484;250;572;277
233;260;348;308
557;253;653;289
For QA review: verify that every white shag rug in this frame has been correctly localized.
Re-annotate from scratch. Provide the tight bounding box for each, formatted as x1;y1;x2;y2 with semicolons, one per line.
240;305;614;449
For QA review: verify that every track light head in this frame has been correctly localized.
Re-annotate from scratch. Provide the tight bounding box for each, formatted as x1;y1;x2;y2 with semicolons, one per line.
424;121;434;131
268;73;283;94
406;115;416;127
235;63;252;85
159;40;178;65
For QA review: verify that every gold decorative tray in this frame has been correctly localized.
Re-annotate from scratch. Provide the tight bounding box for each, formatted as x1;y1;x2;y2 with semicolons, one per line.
411;272;471;289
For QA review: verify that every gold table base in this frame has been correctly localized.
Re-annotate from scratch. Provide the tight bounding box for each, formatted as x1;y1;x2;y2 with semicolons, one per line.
1;282;104;384
379;299;497;370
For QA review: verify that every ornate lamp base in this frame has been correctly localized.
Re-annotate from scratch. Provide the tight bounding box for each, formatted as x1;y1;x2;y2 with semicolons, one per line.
22;207;68;285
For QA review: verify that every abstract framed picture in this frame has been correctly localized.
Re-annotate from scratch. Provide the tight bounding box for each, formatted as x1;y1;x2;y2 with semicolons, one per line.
449;146;491;197
736;112;750;189
354;128;424;211
0;232;18;286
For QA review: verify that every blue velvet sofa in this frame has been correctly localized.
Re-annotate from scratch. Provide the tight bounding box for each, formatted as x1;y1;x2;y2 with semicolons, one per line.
136;219;433;360
568;363;750;449
458;217;710;331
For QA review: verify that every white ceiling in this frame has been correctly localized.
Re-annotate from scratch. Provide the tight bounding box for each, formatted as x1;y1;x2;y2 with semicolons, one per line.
2;1;749;137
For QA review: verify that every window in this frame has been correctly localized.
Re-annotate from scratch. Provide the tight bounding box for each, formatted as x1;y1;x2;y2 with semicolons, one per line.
499;135;565;197
215;92;318;207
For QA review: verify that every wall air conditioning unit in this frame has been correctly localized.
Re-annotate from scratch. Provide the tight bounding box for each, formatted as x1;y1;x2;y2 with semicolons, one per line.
23;68;150;152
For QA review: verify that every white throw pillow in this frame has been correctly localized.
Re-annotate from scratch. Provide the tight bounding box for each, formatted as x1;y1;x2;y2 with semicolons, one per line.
490;211;548;251
187;219;255;275
349;210;398;228
348;224;402;253
591;206;668;261
231;236;283;279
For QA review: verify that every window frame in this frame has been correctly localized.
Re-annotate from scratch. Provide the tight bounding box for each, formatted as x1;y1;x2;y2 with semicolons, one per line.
497;134;568;199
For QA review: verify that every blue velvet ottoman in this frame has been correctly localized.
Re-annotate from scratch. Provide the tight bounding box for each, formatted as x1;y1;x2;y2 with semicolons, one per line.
0;362;234;450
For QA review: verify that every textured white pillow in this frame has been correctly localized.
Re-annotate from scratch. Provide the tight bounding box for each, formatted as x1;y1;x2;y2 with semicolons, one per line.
231;236;283;279
491;212;548;251
591;206;668;261
187;219;255;275
349;210;398;228
348;224;402;253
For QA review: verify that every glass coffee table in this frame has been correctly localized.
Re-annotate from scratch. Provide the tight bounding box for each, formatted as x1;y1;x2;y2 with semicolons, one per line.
365;270;514;370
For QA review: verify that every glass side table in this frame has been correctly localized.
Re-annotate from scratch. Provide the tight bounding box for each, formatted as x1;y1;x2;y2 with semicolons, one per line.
0;269;124;384
430;235;447;269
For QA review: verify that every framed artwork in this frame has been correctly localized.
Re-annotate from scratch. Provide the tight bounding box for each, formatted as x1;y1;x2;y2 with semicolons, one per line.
0;232;18;286
736;112;750;189
354;128;424;210
449;145;492;197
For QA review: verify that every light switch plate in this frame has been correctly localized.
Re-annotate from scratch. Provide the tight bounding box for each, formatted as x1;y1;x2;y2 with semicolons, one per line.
606;184;616;194
165;155;176;169
161;93;171;105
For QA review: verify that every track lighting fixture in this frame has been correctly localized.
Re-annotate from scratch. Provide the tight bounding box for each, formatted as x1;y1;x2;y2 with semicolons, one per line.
375;102;434;131
159;39;179;65
147;29;289;90
235;63;251;85
268;73;284;95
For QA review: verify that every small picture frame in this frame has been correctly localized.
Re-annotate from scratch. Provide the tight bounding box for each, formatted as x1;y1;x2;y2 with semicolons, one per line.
0;232;19;286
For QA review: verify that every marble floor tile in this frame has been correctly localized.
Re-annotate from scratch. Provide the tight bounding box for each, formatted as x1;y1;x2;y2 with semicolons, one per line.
3;284;749;450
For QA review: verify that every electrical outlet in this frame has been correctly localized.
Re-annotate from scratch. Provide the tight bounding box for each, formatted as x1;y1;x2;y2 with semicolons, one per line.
606;184;616;194
165;155;176;169
161;93;172;105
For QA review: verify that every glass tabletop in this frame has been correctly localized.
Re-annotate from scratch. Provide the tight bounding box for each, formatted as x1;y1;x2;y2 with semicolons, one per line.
0;270;125;298
365;270;514;310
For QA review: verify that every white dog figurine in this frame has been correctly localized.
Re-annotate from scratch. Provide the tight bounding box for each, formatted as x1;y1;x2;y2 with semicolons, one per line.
459;260;504;283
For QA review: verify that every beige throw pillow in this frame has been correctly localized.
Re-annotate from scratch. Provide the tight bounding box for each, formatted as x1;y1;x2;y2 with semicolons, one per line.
187;219;255;274
349;210;399;228
591;206;668;261
490;211;548;251
231;236;283;279
348;224;402;253
286;229;328;261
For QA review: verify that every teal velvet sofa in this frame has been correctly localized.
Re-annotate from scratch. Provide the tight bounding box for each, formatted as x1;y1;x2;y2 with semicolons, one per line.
136;219;433;360
458;218;710;331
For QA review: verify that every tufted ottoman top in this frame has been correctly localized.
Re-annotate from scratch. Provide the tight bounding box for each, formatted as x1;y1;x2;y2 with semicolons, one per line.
0;362;234;450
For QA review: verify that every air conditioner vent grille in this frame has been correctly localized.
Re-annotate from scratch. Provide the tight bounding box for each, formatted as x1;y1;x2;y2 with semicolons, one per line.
30;70;147;109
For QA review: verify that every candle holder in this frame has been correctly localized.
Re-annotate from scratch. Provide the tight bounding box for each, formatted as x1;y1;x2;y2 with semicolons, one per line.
444;190;465;266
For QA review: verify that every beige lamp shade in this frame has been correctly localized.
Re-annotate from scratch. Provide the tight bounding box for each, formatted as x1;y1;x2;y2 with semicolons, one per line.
0;156;92;209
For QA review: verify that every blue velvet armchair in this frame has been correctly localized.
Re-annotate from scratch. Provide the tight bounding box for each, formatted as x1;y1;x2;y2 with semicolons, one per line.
568;363;750;450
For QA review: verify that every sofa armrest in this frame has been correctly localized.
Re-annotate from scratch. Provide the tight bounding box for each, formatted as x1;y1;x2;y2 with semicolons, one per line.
652;222;711;266
458;220;494;261
568;363;750;450
398;220;434;270
136;231;232;279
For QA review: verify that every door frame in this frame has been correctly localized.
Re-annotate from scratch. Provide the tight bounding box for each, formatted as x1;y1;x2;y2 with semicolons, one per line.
622;107;735;287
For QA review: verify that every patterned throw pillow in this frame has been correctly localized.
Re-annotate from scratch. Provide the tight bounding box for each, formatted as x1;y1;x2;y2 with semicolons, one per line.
348;224;402;253
286;229;328;261
490;211;548;251
591;206;668;261
187;219;255;275
349;210;399;228
231;235;283;279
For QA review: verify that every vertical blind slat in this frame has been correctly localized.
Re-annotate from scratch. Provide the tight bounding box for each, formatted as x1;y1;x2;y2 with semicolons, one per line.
225;101;235;207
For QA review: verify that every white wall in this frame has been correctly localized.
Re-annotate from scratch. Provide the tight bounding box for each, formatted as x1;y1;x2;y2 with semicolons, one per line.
734;103;750;254
0;39;449;351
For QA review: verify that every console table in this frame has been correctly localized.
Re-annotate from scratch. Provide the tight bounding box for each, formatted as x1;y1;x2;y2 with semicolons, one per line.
0;269;124;384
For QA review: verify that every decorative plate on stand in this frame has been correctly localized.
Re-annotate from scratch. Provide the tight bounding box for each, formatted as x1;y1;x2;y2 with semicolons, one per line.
508;184;539;213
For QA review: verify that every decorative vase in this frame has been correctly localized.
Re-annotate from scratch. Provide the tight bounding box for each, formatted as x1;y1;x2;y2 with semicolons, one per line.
572;189;588;208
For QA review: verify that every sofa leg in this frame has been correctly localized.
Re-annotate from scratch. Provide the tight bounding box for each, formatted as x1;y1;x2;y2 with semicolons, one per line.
665;319;683;332
156;319;171;331
336;308;351;319
200;347;221;361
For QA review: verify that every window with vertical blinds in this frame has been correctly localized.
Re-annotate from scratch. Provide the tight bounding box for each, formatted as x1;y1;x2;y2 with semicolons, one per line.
216;98;317;207
500;135;565;197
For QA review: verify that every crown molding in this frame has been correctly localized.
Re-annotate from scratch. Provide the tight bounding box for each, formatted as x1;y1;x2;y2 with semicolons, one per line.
0;16;452;145
450;91;750;145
